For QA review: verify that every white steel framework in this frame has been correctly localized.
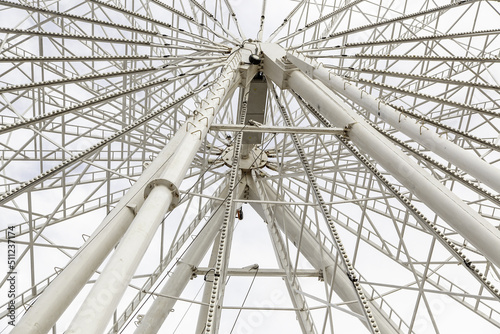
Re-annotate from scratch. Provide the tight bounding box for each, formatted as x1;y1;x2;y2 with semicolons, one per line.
0;0;500;333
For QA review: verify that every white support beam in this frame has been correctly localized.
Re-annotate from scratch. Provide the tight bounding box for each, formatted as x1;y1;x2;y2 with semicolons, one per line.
65;52;243;334
106;182;229;333
133;58;254;334
194;268;321;277
210;124;346;135
285;50;500;194
11;123;189;334
133;183;247;334
261;43;500;269
133;203;226;334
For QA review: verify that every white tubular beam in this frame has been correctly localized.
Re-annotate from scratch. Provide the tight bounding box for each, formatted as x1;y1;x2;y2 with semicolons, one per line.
248;178;401;334
11;125;188;334
66;53;242;334
210;124;346;134
136;117;245;333
134;204;226;334
286;51;500;194
194;268;321;277
134;184;247;334
261;43;500;269
68;185;173;334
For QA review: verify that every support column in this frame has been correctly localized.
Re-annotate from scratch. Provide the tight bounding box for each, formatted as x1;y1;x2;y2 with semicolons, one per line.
286;51;500;194
65;52;242;334
261;43;500;269
133;183;247;334
12;124;188;334
133;202;225;334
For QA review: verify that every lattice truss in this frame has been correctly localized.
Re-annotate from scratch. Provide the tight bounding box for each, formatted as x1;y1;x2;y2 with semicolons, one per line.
0;0;499;333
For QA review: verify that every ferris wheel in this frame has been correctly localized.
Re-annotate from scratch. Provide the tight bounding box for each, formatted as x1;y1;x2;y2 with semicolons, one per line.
1;0;500;333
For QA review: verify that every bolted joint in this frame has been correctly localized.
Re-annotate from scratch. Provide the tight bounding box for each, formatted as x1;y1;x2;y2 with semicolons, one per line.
343;122;356;138
191;266;198;280
318;269;324;282
144;179;180;211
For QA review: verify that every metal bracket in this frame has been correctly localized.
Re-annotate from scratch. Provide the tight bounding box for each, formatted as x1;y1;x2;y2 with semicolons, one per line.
343;122;356;138
191;129;202;140
186;121;196;131
198;116;209;127
144;179;180;211
206;106;215;115
126;203;138;215
190;266;198;279
248;119;262;127
135;314;144;326
376;99;384;116
204;268;216;282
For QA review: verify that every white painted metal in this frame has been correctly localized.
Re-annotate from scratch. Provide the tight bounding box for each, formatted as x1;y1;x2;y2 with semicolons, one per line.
133;198;226;334
1;1;500;333
66;54;242;334
194;268;321;277
10;126;188;334
266;216;317;333
210;124;346;135
261;42;500;269
286;51;500;194
195;233;224;334
66;186;174;334
203;88;247;334
133;179;246;333
248;177;402;334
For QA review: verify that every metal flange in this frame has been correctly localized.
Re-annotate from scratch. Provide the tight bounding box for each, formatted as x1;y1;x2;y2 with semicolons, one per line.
144;179;180;211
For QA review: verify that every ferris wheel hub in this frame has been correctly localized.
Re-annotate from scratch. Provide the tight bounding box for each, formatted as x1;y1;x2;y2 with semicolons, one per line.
221;145;268;170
